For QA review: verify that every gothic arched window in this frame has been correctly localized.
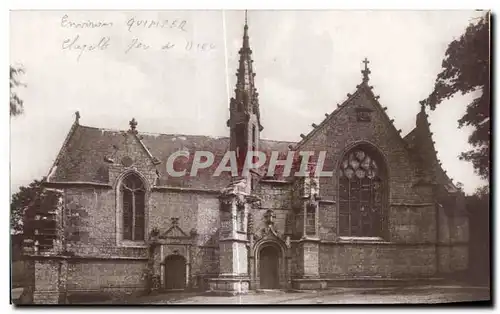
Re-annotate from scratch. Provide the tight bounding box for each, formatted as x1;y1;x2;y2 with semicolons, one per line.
338;148;386;237
121;173;146;241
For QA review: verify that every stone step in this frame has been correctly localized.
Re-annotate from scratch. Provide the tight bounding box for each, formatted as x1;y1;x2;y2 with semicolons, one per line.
254;289;288;294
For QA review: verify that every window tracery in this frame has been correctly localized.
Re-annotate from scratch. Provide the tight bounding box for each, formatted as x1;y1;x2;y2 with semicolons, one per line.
338;149;385;237
121;173;146;241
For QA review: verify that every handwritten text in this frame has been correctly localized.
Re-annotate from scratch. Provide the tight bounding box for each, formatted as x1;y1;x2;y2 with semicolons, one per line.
126;17;187;32
59;14;216;61
62;35;111;61
61;14;113;29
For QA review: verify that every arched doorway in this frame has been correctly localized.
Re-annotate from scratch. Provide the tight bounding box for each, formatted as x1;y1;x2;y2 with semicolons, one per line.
164;255;186;290
259;245;280;289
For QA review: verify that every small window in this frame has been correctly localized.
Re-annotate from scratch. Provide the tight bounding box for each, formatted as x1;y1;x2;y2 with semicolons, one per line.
251;125;257;167
306;205;316;235
252;125;257;149
237;206;245;232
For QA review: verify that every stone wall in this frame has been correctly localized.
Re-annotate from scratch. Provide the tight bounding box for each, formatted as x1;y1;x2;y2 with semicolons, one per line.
66;260;147;290
388;205;437;243
32;259;61;304
437;205;469;274
150;190;220;279
318;202;336;241
253;182;291;236
255;182;292;210
57;180;221;298
291;243;303;277
64;187;117;254
65;259;147;300
300;241;320;277
319;244;436;278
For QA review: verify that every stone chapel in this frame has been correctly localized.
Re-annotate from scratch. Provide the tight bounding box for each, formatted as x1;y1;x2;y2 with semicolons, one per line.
21;18;469;303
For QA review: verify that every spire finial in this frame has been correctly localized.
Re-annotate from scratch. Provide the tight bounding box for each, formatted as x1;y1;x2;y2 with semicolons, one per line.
419;100;426;112
362;58;371;83
129;118;137;131
75;111;80;124
171;217;179;226
242;10;250;49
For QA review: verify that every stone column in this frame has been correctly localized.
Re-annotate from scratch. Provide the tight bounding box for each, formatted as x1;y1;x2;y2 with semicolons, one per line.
291;239;326;290
291;170;326;290
299;240;320;278
248;234;256;289
32;258;66;304
160;264;165;289
186;261;190;289
285;235;292;290
208;179;251;295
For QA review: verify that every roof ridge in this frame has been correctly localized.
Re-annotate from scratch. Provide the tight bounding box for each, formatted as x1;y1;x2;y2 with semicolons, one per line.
260;138;296;144
77;123;228;139
78;123;297;144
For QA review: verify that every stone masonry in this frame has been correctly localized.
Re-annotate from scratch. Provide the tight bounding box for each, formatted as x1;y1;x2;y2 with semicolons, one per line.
21;18;469;303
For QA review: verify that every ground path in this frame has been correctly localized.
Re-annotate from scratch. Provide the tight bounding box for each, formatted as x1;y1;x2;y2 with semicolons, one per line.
123;285;490;305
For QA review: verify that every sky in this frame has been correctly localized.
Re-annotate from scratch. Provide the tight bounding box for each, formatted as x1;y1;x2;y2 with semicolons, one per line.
9;10;486;195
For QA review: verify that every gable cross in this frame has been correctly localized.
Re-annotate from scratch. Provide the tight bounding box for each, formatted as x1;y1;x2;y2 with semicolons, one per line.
75;111;80;124
362;58;371;83
171;217;179;226
129;118;138;132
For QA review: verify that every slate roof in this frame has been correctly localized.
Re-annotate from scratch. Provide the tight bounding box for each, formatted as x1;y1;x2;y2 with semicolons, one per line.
46;123;295;190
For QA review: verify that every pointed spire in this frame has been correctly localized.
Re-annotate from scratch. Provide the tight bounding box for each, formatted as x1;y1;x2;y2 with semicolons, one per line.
231;10;262;130
242;10;250;50
362;58;371;83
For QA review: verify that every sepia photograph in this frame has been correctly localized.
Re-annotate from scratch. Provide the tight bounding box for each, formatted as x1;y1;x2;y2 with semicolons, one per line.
9;9;491;305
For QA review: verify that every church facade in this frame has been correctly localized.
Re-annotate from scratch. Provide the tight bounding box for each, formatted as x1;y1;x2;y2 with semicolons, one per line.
22;20;468;303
